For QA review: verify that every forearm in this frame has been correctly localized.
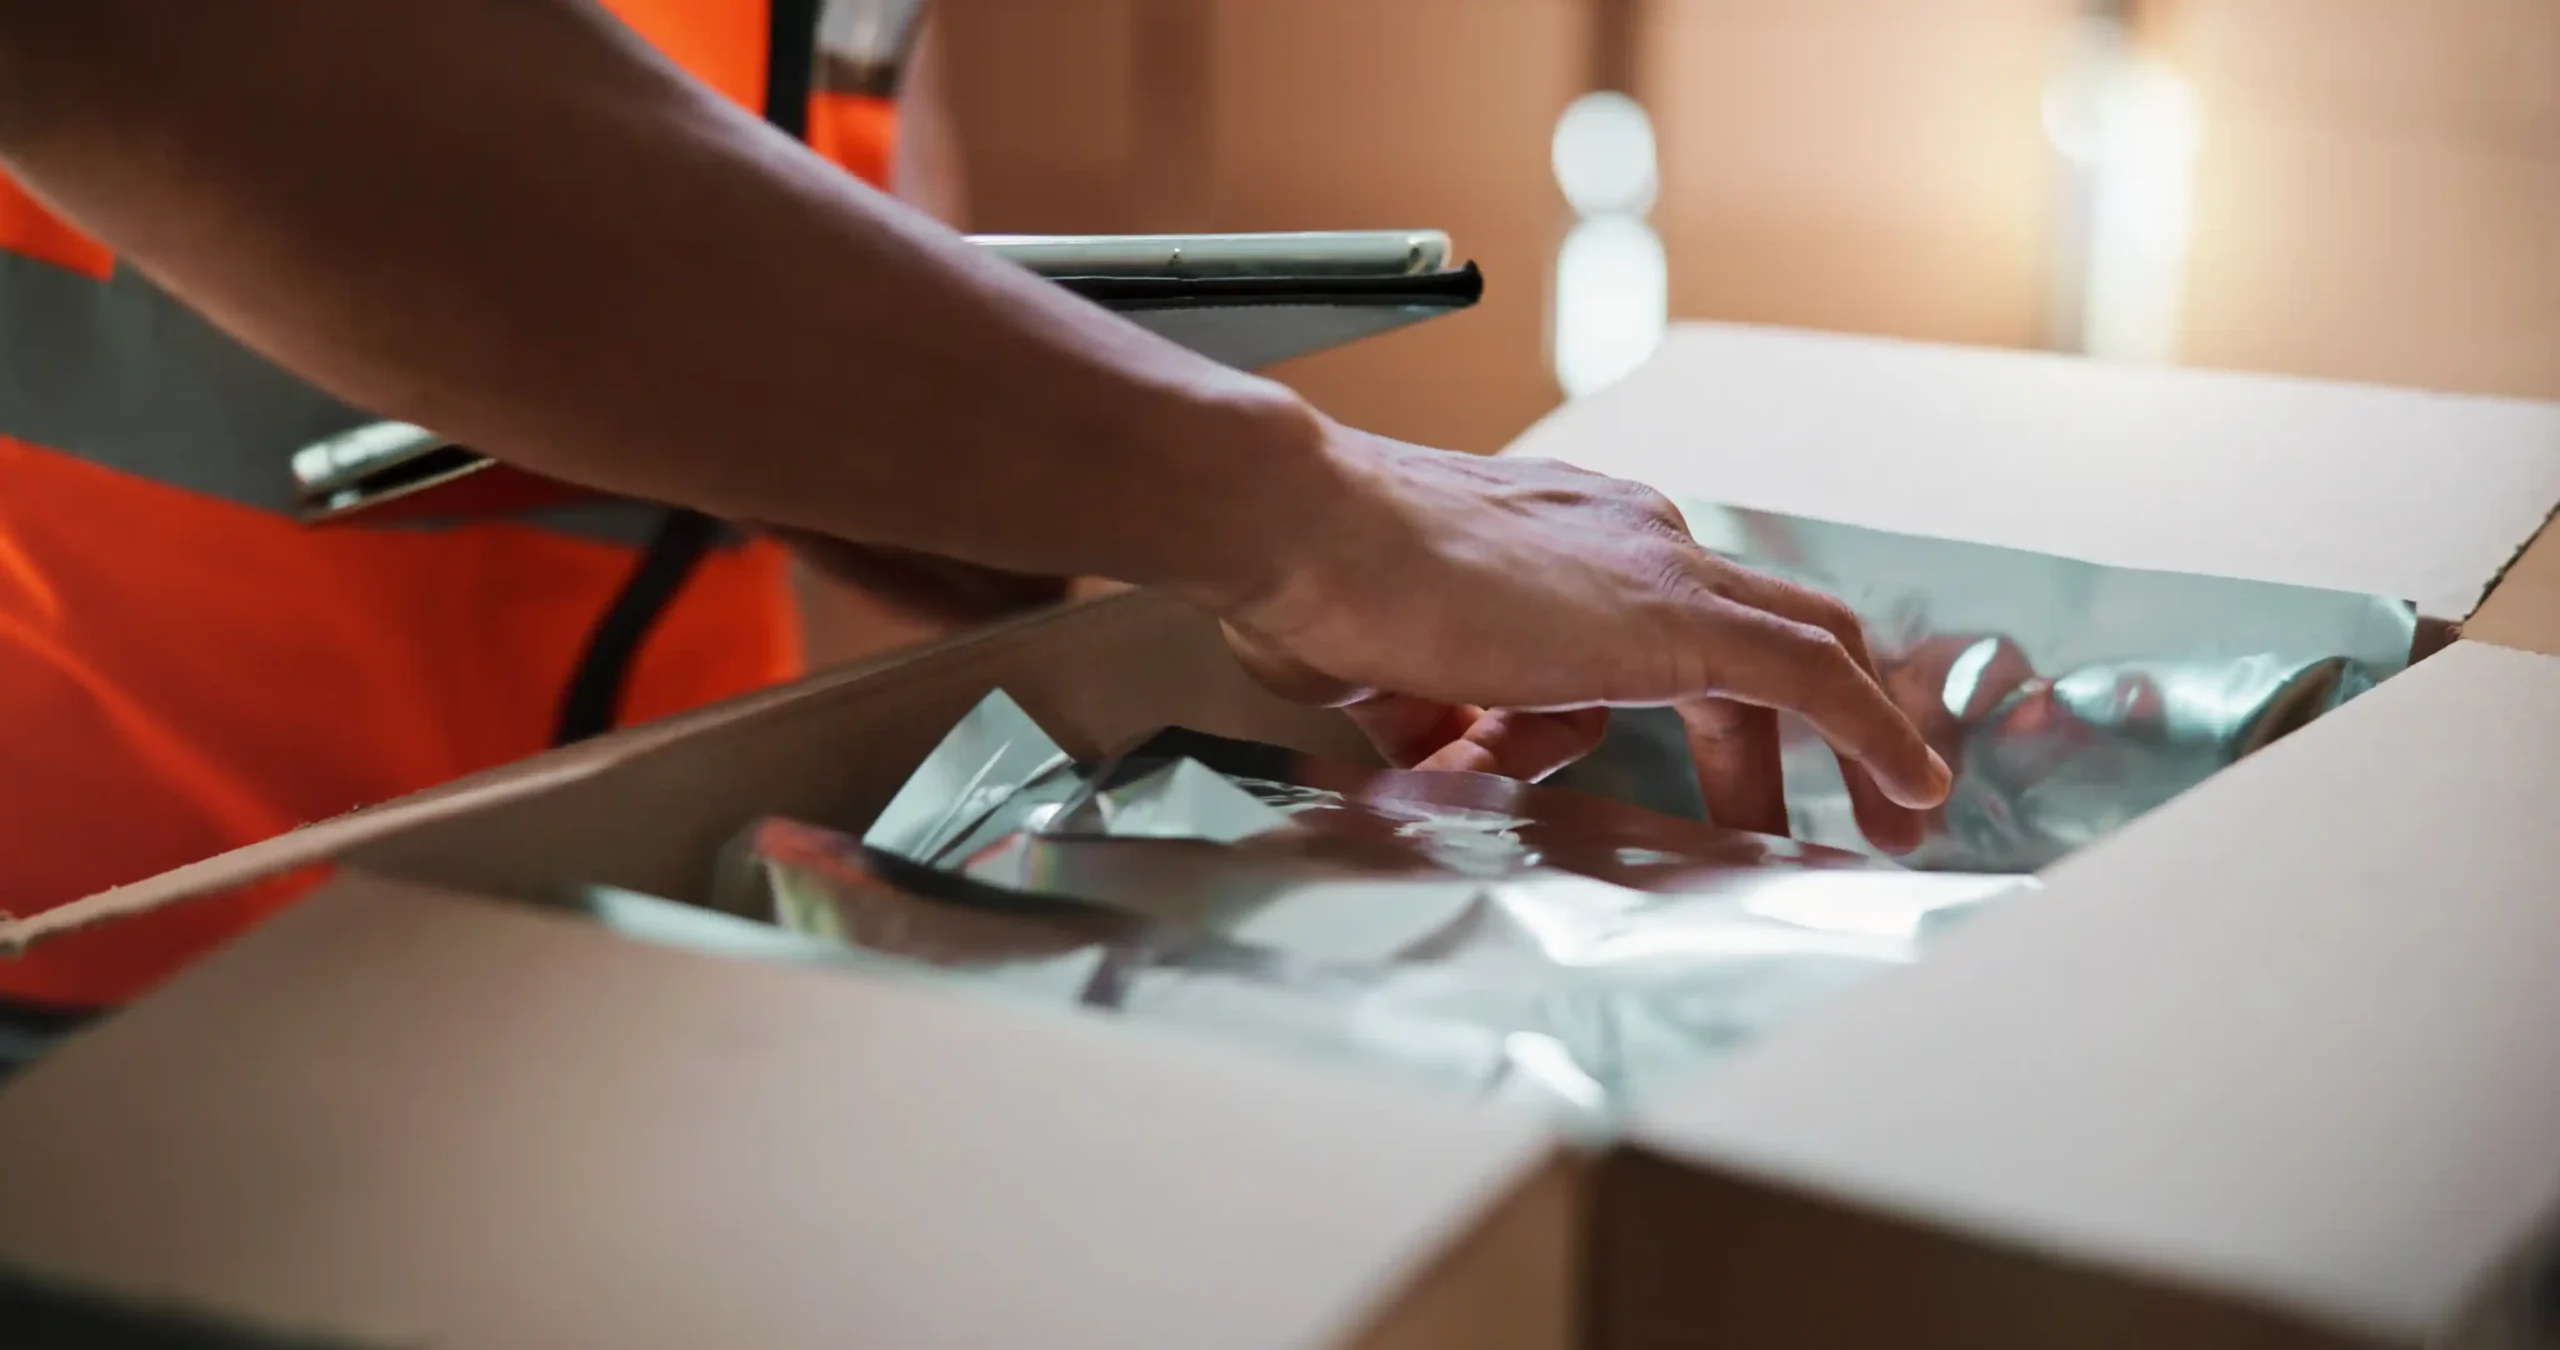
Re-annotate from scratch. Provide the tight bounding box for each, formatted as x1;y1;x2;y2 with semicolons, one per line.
0;0;1334;605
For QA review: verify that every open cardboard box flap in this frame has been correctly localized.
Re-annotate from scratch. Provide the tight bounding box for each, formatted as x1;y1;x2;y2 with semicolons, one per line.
1509;323;2560;626
0;870;1578;1350
6;324;2560;1348
1515;325;2560;1347
1615;639;2560;1348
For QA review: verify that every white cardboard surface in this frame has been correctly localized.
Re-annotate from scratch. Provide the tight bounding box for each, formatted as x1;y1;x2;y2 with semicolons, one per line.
1510;325;2560;617
1635;641;2560;1341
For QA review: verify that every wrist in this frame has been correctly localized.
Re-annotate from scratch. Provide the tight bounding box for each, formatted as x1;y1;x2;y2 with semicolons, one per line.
1145;382;1338;612
1170;394;1408;644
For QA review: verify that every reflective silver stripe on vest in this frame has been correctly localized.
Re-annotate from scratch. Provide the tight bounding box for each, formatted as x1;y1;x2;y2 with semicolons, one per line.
0;251;664;545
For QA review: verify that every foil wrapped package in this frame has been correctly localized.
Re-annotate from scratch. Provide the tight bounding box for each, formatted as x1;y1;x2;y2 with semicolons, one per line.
1548;506;2420;872
716;692;2028;1130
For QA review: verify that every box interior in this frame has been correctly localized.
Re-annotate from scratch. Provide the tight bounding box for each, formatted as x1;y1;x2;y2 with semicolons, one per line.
18;592;2560;1350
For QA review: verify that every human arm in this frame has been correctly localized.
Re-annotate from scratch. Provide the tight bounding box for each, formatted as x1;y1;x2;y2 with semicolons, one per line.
0;0;1311;602
792;9;1052;657
0;0;1947;843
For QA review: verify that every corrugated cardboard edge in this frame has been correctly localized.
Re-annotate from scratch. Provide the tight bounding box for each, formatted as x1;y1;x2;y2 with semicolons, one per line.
1592;1149;2372;1350
0;755;602;956
1346;1152;1588;1350
2466;502;2560;658
0;592;1174;955
338;588;1368;913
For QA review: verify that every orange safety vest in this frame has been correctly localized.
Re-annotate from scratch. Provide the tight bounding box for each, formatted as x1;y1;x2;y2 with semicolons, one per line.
0;0;915;1007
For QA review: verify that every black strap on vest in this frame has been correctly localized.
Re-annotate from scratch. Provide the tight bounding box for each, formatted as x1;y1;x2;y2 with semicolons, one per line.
549;506;727;745
551;0;831;747
762;0;826;137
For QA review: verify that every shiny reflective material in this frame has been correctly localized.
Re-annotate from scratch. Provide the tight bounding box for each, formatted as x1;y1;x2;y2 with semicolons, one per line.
1924;649;2378;870
862;690;1077;862
1047;757;1294;845
734;700;2030;1127
1552;506;2418;872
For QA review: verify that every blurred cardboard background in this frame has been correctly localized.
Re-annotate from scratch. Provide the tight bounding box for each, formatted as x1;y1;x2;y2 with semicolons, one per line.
805;0;2559;666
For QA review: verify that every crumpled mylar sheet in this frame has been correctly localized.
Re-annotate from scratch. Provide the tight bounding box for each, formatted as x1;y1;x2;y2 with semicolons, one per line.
714;691;2029;1132
1547;505;2419;873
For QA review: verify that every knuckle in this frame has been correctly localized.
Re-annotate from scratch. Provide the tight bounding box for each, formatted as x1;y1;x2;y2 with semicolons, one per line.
1511;455;1599;486
1541;456;1607;480
1787;621;1858;674
1680;696;1755;740
1627;538;1706;603
1612;482;1687;532
1807;592;1862;638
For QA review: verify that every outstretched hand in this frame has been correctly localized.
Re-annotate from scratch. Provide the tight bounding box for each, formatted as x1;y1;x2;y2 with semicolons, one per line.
1218;429;1951;852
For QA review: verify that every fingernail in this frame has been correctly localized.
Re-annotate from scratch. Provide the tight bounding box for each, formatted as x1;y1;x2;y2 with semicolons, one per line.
1924;748;1953;795
1875;819;1922;855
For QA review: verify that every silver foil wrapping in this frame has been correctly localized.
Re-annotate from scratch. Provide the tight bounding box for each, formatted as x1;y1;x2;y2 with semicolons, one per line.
718;692;2028;1130
1548;506;2419;872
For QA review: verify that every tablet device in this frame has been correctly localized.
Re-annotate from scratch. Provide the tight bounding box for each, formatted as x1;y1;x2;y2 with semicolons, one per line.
971;231;1451;280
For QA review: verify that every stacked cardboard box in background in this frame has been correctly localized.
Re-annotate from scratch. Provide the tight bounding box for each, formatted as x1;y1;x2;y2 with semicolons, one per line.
921;0;2557;458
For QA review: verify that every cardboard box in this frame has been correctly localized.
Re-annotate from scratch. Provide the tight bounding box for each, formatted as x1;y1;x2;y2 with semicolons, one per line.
4;324;2559;1348
2169;0;2560;401
936;0;1581;454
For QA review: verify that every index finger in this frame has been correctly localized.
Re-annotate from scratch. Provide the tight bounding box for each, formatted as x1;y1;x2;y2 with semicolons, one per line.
1711;571;1931;850
1700;606;1951;810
